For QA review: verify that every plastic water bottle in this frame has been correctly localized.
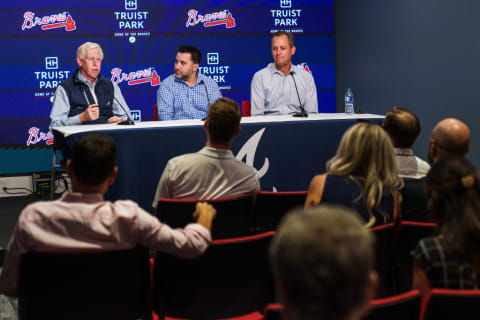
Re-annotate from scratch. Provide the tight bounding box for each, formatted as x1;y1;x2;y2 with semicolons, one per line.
344;88;354;114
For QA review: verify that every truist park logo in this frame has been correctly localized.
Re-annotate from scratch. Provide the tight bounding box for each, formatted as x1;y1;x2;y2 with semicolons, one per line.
111;67;160;87
270;0;303;34
186;9;236;29
34;57;71;101
114;0;151;43
198;53;231;91
22;11;77;32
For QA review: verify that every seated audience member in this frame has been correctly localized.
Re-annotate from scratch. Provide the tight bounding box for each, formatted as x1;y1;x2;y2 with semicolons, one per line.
383;106;430;179
428;118;470;164
0;289;16;320
270;205;378;320
0;133;216;297
305;122;401;227
383;106;431;221
152;97;260;205
412;156;480;299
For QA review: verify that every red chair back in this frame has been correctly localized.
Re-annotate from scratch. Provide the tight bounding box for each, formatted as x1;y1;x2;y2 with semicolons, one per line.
153;104;158;121
365;290;421;320
156;194;255;239
254;191;307;232
263;303;283;320
242;101;251;117
19;248;152;320
153;232;275;319
370;223;396;297
394;221;437;292
420;289;480;320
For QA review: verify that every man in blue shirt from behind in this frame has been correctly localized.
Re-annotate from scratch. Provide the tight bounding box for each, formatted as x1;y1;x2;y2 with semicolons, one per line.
157;45;222;121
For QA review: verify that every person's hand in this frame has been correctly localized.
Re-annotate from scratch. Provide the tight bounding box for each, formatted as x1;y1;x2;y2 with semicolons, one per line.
193;202;216;231
107;116;124;123
79;104;99;122
193;202;216;220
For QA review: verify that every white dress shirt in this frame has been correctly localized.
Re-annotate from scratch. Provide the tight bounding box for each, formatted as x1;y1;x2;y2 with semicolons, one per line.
394;148;430;179
250;63;318;116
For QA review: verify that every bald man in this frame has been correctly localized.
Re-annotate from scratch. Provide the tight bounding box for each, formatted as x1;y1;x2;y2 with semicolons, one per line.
428;118;470;164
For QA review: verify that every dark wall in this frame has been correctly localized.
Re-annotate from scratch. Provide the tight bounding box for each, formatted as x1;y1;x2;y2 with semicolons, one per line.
335;0;480;167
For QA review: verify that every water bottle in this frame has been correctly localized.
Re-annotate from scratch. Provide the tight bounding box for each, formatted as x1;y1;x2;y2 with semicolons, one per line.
344;88;354;114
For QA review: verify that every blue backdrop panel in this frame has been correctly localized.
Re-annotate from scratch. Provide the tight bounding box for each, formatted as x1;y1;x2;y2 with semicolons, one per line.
0;0;334;174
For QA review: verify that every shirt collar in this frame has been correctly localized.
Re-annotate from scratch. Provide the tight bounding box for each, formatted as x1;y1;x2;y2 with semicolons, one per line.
394;148;415;156
199;146;234;159
76;69;98;87
174;73;201;86
61;192;104;204
270;63;294;76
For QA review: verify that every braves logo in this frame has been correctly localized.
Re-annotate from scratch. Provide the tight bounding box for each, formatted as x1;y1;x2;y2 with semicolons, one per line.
236;128;269;178
22;11;76;31
26;127;54;146
267;62;312;73
297;62;311;73
111;67;160;86
185;9;236;29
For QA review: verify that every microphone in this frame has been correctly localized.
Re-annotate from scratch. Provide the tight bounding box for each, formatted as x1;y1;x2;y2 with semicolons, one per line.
114;96;135;125
200;80;211;106
290;71;308;118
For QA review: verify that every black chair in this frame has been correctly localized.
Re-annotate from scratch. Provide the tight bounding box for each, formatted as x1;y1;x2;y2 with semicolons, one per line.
394;221;437;293
365;289;421;320
0;249;6;267
401;178;432;222
254;191;307;232
153;231;275;319
156;193;254;239
420;289;480;320
19;247;151;320
370;223;396;297
263;303;283;320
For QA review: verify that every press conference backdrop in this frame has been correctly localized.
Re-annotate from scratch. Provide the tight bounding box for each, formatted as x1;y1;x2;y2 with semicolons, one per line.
0;0;334;174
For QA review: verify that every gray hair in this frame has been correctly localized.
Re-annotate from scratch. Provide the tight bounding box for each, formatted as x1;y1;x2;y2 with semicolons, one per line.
76;42;104;60
270;205;375;320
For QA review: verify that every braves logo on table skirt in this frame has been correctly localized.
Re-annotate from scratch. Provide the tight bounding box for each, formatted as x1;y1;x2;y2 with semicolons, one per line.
236;128;269;178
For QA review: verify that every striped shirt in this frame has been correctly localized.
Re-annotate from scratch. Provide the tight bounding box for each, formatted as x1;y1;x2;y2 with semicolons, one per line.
156;73;222;120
